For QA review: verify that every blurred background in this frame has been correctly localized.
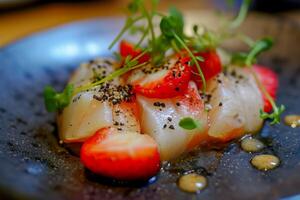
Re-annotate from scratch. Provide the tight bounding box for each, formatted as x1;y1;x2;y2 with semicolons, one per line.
0;0;299;47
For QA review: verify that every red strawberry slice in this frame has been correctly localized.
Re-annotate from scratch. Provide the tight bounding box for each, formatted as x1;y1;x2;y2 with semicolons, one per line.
253;65;278;113
189;51;222;89
127;57;191;98
120;40;150;64
80;128;160;180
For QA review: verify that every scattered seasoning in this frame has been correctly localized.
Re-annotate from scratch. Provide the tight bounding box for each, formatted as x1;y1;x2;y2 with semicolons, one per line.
169;125;175;130
153;102;166;109
153;102;160;107
72;94;82;103
200;93;212;104
92;84;134;105
218;102;223;107
87;59;115;83
163;124;167;129
177;173;207;193
176;102;181;106
141;62;170;74
175;87;180;92
284;115;300;128
167;117;172;122
113;122;119;126
230;70;237;77
238;75;244;79
251;154;280;171
241;136;265;152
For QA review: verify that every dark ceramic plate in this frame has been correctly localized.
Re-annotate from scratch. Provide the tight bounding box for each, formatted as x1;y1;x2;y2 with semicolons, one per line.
0;16;300;200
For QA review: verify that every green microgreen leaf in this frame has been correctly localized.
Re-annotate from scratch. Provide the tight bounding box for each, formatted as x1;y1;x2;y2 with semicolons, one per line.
245;37;273;66
179;117;202;130
250;69;284;125
169;6;184;34
231;37;273;66
260;105;285;125
43;84;74;112
231;52;248;65
128;0;142;13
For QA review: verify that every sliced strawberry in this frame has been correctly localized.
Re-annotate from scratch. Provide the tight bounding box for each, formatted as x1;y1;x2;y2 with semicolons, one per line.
253;65;278;113
189;51;222;88
80;128;160;180
127;58;191;98
120;40;150;64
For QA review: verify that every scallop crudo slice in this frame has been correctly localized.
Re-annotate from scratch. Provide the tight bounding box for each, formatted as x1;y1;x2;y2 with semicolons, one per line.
137;81;208;161
207;68;263;141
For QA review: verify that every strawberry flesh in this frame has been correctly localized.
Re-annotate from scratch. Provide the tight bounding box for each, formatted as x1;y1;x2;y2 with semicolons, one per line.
253;65;278;113
80;128;160;180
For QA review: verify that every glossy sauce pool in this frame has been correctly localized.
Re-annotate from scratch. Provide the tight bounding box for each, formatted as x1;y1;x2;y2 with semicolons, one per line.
177;173;207;193
251;154;280;171
241;136;265;152
284;115;300;128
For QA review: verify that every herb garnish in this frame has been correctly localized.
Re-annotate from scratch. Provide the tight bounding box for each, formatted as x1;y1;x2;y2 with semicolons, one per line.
231;37;285;124
179;117;202;130
43;0;284;126
44;84;74;112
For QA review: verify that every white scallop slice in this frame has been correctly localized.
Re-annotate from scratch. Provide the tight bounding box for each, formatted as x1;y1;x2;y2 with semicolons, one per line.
137;81;208;161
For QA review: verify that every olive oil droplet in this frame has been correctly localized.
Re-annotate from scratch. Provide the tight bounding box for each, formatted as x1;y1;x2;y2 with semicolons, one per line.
284;115;300;128
177;173;207;193
251;154;280;171
241;137;265;152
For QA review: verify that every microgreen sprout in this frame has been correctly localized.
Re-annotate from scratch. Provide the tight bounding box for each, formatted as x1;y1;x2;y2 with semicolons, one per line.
43;84;74;112
250;69;285;124
229;0;251;29
179;117;202;130
231;37;284;124
73;50;149;95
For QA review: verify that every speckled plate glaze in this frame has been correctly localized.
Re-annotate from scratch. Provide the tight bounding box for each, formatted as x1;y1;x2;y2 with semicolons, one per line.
0;16;299;200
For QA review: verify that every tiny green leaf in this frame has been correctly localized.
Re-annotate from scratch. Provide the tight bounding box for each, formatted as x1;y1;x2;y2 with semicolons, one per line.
169;6;184;34
128;0;142;13
179;117;201;130
259;104;285;125
245;37;273;66
231;52;248;65
160;17;175;38
44;84;74;112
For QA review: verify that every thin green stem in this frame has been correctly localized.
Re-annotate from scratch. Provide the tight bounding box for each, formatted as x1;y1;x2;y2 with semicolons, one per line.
74;50;149;95
173;32;206;92
250;69;276;109
229;0;251;29
141;5;156;52
134;27;150;49
108;16;144;50
171;40;181;53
